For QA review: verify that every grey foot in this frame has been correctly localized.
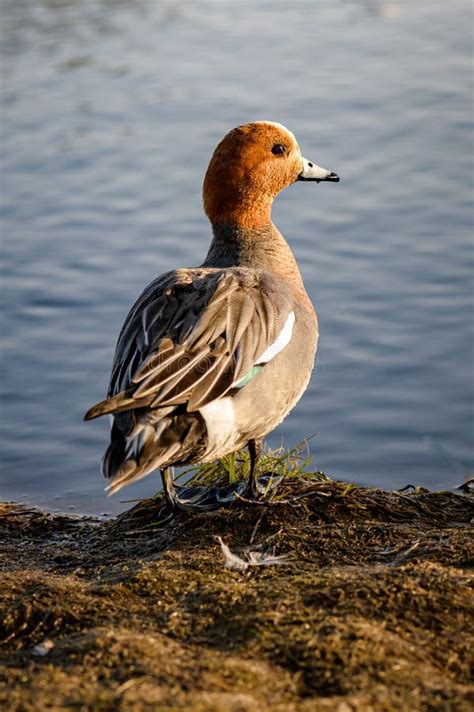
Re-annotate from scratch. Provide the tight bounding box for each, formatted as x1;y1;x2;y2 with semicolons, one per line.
164;473;284;512
242;472;285;500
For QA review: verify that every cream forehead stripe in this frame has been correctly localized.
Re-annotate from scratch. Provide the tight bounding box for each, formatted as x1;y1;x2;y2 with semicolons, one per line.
252;121;298;145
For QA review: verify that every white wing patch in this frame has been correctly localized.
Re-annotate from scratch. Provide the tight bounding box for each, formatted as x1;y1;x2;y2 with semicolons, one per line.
257;310;295;364
200;397;240;459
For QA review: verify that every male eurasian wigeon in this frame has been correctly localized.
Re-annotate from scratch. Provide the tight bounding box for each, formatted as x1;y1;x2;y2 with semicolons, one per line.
85;121;339;509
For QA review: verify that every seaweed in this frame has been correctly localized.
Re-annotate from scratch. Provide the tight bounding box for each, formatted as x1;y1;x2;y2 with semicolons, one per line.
0;457;473;711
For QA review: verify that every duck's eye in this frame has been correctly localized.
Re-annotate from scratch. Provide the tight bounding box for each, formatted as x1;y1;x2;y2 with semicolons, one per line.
271;144;286;155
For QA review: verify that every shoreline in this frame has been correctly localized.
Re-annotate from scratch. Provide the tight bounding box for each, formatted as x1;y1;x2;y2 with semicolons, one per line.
1;479;473;711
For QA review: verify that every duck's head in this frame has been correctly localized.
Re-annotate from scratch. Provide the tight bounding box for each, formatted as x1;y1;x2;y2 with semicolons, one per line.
203;121;339;229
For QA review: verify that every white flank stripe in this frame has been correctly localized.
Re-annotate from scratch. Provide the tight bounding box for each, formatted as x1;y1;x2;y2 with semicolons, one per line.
258;310;295;364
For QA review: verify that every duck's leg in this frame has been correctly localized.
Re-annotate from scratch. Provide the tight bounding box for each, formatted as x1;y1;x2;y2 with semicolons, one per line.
247;438;262;498
160;467;179;509
160;442;265;511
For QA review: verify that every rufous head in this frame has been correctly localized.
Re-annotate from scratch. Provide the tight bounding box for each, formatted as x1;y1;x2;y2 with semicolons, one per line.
203;121;339;229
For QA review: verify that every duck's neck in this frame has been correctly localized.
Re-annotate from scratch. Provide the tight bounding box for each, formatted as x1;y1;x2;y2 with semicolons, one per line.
202;222;314;314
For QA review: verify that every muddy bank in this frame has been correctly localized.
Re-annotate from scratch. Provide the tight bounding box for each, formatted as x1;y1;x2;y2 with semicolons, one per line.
1;478;473;711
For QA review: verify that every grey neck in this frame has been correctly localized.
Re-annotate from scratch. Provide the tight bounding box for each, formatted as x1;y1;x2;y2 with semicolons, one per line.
202;223;295;270
201;222;314;315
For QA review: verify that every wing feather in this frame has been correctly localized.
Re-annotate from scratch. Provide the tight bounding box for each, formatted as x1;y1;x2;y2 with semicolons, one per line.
135;346;211;399
226;292;255;354
132;337;175;382
84;267;295;422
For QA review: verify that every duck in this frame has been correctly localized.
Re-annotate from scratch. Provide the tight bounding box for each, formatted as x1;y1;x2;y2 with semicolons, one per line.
84;121;339;510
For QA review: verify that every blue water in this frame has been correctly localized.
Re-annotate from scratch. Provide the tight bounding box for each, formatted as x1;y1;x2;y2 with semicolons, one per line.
1;0;473;515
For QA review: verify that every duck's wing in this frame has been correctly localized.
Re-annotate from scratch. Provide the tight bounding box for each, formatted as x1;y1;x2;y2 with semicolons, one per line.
84;266;295;420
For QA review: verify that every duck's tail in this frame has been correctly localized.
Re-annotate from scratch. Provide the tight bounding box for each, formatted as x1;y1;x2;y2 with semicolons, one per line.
102;412;206;495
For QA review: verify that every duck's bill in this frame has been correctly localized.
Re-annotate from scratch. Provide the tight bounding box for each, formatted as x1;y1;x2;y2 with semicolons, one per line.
298;157;340;183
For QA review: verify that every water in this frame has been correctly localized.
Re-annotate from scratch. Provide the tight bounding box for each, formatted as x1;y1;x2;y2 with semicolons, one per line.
1;0;472;515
